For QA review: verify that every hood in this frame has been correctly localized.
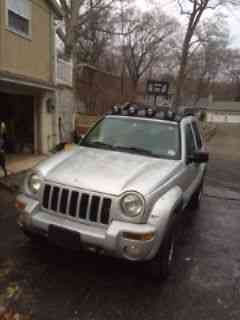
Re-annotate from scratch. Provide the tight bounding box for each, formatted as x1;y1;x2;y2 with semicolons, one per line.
39;147;181;196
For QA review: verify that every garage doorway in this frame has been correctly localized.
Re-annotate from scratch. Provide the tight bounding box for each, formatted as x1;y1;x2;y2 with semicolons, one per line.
0;92;34;153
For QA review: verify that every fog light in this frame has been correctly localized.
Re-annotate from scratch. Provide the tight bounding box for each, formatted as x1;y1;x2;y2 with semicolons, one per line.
122;232;154;241
15;200;26;211
124;244;142;258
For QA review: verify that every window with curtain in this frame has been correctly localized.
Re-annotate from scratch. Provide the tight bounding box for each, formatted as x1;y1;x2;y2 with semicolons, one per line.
7;0;31;36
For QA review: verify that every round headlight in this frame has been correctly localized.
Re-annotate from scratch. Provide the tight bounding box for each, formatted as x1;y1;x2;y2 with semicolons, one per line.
121;193;144;217
28;173;42;194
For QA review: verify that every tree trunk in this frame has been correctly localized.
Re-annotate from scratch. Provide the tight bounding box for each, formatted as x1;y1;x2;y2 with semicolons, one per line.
132;78;139;98
172;29;192;112
172;1;208;112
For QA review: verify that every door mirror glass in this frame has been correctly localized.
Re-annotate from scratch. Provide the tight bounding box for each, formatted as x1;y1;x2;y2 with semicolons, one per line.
189;151;209;163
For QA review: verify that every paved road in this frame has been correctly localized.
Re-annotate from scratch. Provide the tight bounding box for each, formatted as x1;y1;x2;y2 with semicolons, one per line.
0;128;240;320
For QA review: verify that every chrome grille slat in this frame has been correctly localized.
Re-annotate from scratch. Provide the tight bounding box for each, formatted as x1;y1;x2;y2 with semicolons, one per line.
65;190;72;216
57;188;63;213
96;197;103;224
42;184;112;226
48;185;54;211
85;194;92;221
76;193;82;219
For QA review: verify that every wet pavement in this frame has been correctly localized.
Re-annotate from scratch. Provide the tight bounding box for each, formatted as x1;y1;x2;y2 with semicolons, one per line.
0;129;240;320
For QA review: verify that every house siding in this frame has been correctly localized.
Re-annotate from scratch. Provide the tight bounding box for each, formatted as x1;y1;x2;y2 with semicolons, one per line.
0;0;53;84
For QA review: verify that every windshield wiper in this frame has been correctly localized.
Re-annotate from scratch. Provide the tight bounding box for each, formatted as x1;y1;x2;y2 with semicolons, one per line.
82;141;115;150
114;145;160;158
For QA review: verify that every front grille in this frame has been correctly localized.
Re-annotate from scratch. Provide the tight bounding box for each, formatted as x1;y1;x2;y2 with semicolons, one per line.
42;184;112;225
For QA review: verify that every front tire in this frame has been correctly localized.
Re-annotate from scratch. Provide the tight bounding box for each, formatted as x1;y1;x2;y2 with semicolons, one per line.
147;227;177;280
22;229;46;244
189;182;203;210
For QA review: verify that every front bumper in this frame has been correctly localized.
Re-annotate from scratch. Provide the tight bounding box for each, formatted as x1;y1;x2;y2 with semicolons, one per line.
16;194;158;261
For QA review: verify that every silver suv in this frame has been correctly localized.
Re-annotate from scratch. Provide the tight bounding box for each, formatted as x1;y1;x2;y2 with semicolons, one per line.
16;104;208;279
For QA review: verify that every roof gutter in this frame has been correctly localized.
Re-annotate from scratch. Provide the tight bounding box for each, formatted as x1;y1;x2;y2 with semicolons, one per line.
47;0;63;19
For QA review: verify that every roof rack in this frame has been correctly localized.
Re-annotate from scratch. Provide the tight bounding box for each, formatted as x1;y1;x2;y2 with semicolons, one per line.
107;102;196;122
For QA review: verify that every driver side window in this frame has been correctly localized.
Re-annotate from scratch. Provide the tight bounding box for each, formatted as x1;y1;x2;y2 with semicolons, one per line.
185;124;196;157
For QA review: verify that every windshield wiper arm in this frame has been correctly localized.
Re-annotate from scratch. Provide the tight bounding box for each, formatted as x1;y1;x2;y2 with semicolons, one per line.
83;141;115;150
114;145;160;158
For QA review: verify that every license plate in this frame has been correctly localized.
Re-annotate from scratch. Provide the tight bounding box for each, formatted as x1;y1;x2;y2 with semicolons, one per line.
48;225;81;250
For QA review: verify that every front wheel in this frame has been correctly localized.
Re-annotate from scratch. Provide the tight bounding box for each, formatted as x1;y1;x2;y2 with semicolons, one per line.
22;229;46;244
146;227;177;280
189;182;203;210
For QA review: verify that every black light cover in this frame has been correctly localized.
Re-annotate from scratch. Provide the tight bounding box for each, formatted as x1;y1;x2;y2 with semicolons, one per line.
146;108;156;117
128;106;137;115
112;105;121;114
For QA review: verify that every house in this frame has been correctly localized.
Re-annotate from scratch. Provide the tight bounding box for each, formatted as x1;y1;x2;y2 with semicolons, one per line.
206;101;240;123
0;0;62;154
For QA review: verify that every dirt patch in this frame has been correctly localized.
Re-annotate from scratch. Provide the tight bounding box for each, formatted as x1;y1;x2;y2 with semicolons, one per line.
200;123;217;142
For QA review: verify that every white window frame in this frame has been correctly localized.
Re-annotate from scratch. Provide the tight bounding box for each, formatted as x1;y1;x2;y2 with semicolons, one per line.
5;0;32;39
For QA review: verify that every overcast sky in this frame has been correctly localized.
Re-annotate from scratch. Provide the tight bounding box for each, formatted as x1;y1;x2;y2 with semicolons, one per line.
135;0;240;48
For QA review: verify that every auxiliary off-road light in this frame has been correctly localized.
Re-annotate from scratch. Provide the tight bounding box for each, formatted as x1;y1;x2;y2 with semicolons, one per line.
128;106;137;115
156;111;166;120
137;109;147;117
146;108;155;117
112;105;121;114
167;110;174;120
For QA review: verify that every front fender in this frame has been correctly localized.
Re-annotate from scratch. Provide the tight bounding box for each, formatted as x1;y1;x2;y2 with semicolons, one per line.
146;186;183;260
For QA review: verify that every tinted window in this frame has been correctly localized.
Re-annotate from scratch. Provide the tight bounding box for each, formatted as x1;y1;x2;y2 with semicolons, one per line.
192;122;202;149
82;117;181;160
186;124;196;157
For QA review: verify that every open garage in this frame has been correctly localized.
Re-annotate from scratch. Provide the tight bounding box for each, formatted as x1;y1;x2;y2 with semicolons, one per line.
0;92;35;154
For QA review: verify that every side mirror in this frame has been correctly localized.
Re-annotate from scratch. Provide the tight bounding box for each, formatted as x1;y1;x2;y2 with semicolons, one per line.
188;151;209;164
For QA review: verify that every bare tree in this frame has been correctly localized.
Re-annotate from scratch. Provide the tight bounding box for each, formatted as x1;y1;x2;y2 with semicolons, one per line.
57;0;142;110
57;0;116;59
122;9;178;92
187;16;229;105
74;1;114;67
222;49;240;100
172;0;240;110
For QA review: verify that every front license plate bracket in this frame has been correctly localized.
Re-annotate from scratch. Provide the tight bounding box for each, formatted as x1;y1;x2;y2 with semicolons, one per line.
48;225;81;250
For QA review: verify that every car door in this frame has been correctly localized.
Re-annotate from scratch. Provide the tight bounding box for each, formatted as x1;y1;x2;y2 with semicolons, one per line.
183;122;199;203
191;121;207;188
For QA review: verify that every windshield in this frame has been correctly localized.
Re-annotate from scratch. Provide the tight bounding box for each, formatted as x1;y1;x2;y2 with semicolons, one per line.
81;117;181;160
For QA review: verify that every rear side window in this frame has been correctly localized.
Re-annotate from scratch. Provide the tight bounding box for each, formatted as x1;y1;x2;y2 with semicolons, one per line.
185;124;196;156
192;122;202;149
